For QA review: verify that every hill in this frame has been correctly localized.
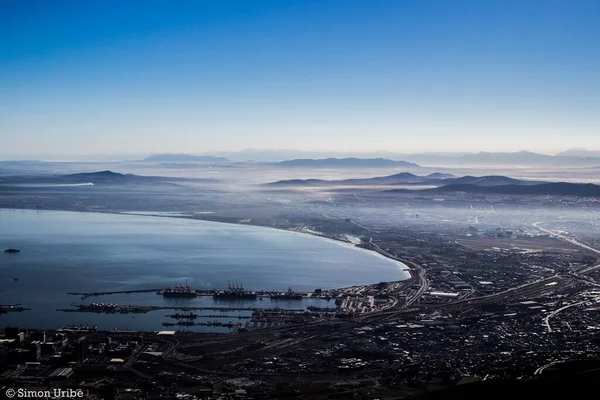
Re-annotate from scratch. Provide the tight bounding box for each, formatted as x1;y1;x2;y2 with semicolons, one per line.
0;170;207;186
266;178;329;186
267;173;527;187
441;175;537;186
555;148;600;157
426;172;455;179
275;158;419;168
428;182;600;197
399;150;600;167
65;170;127;179
171;149;600;166
143;154;229;162
268;172;428;186
411;360;600;399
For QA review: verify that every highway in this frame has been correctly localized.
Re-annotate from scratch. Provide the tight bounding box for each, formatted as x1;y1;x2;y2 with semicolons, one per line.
366;242;430;308
534;359;566;376
543;300;586;333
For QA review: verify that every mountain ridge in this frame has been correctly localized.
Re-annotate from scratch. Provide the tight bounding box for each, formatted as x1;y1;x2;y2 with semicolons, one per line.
266;173;537;187
274;157;419;168
143;154;229;162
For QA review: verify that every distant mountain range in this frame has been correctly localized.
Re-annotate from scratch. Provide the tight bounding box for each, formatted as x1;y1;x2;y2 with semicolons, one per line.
555;148;600;158
267;172;538;187
274;158;419;168
400;151;600;167
0;170;208;186
3;149;600;166
187;149;600;166
64;170;139;182
143;154;229;162
268;171;600;197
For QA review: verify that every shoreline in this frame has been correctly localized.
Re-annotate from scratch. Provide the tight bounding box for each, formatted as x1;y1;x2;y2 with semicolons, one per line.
0;206;413;284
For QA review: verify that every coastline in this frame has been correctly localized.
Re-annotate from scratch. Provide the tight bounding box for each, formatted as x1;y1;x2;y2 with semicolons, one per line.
0;206;413;283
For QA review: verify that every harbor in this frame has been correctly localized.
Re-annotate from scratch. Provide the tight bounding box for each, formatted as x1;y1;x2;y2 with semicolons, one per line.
2;275;404;332
56;302;338;331
67;281;335;301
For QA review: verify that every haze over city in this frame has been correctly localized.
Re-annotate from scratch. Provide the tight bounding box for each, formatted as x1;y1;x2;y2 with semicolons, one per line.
2;0;599;159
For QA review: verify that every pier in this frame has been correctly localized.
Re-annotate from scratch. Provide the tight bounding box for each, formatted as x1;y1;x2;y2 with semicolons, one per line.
167;314;251;319
66;286;336;301
67;289;163;299
162;321;243;328
57;304;306;314
0;304;30;314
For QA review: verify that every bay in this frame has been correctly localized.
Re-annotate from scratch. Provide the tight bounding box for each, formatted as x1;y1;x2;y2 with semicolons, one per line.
0;209;408;331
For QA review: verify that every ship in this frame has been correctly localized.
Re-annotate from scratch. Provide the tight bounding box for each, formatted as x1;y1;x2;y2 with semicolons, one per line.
167;312;198;319
213;282;257;300
271;287;303;300
0;304;30;313
58;325;98;332
4;248;20;253
158;280;198;298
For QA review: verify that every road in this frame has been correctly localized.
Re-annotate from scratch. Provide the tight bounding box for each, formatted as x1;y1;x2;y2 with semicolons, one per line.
367;242;429;308
534;359;566;376
543;300;586;333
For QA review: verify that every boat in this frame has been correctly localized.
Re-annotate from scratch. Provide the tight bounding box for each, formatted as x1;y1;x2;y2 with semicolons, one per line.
58;325;98;332
158;280;198;298
271;287;304;300
213;282;257;300
0;304;30;313
167;312;198;319
4;248;20;253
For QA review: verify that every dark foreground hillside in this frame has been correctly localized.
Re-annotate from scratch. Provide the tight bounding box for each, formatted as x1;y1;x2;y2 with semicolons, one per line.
412;361;600;399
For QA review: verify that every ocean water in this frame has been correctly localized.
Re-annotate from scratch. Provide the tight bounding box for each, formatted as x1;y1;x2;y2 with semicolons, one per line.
0;209;408;331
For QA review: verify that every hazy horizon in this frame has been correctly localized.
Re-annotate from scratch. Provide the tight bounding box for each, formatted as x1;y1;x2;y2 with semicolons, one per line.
3;147;600;163
2;0;599;157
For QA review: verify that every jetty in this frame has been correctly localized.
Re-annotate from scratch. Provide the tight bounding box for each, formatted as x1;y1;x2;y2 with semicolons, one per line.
57;304;306;314
0;304;30;313
66;286;335;301
67;289;163;300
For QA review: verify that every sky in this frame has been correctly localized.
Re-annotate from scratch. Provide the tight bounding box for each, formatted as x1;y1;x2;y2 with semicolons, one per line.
1;0;599;158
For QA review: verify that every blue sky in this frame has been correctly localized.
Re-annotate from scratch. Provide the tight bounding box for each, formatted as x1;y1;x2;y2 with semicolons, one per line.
1;0;599;157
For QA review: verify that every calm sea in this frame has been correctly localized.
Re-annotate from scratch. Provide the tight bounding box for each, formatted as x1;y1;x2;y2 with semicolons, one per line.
0;209;408;331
